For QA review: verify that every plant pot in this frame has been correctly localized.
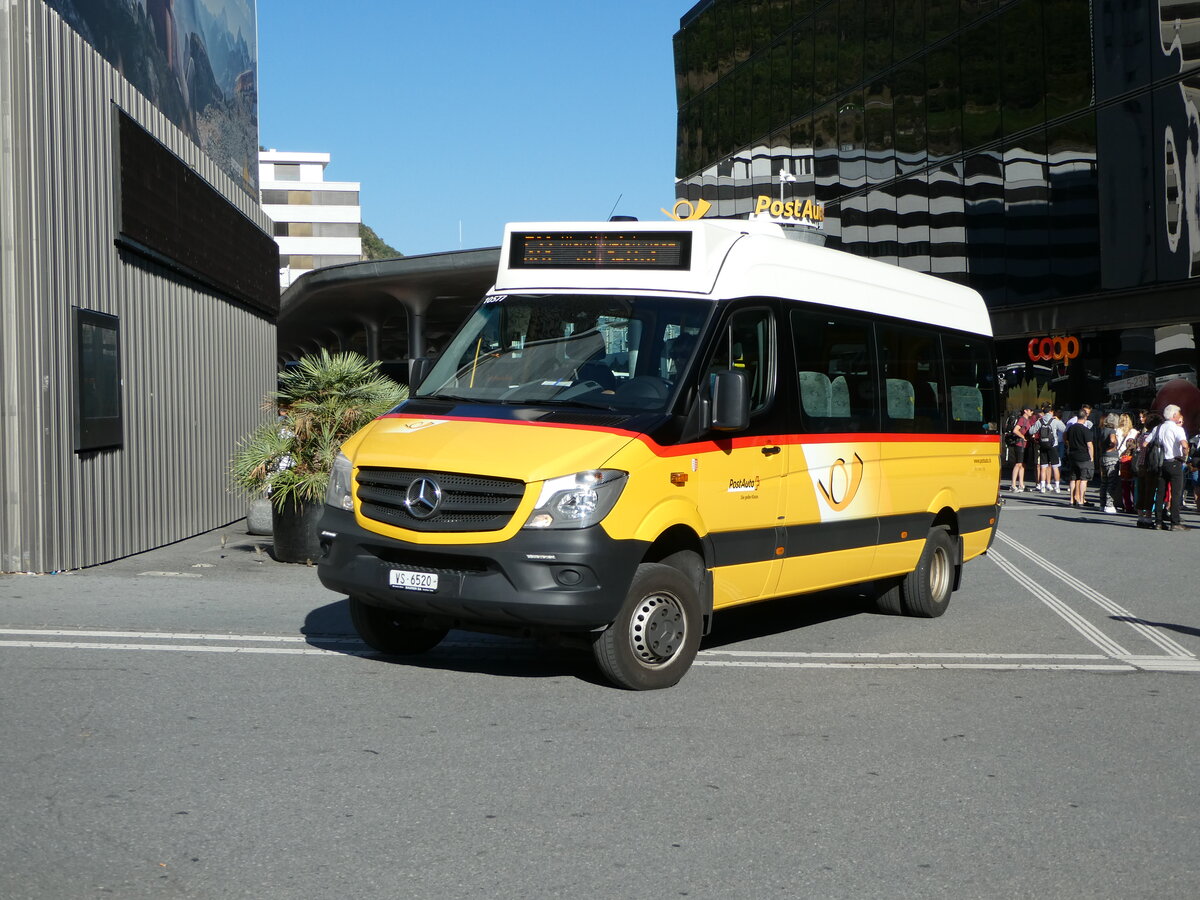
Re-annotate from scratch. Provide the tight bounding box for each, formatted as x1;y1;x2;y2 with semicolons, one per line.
270;498;324;563
247;497;273;535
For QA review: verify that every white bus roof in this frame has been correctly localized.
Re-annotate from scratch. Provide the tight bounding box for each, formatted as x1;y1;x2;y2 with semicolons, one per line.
495;220;993;338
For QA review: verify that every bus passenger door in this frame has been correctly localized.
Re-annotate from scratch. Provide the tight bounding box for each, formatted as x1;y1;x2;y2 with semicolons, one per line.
777;307;882;596
695;306;788;608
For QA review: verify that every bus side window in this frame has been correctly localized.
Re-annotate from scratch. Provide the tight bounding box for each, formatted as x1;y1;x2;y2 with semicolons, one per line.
708;309;774;414
878;323;946;434
942;335;998;433
790;307;878;433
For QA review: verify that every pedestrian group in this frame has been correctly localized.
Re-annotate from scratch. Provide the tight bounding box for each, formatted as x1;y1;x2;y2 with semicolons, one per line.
1007;402;1198;532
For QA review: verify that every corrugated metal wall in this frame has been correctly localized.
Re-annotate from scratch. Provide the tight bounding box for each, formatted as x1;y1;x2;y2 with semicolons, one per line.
0;3;276;573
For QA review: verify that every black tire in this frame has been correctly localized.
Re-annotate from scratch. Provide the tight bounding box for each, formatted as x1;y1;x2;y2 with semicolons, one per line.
898;526;956;618
872;580;904;615
348;596;449;655
592;561;703;690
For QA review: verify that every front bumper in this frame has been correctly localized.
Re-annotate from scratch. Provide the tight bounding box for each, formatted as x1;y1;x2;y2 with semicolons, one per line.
315;507;647;633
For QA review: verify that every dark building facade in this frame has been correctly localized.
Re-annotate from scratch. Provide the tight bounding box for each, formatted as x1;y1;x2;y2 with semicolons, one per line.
673;0;1200;417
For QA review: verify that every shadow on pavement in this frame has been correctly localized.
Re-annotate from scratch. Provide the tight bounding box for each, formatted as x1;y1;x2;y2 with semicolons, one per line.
300;597;604;684
1111;615;1200;640
702;585;874;650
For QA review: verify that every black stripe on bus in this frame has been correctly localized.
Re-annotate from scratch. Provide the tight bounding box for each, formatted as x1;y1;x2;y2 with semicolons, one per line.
707;505;999;568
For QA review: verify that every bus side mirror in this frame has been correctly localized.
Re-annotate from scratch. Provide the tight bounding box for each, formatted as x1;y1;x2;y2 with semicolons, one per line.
408;356;433;389
709;369;749;432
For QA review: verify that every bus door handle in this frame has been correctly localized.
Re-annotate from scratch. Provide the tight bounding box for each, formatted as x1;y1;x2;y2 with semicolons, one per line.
761;445;782;456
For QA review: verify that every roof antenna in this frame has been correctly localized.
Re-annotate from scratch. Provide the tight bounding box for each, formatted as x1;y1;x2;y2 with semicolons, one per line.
606;193;624;221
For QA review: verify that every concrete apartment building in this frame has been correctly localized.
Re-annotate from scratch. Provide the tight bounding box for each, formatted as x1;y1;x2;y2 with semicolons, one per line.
259;150;364;289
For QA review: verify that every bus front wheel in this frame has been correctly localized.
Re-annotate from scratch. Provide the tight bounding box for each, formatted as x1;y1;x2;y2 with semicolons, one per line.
898;526;956;618
349;596;449;655
592;562;702;690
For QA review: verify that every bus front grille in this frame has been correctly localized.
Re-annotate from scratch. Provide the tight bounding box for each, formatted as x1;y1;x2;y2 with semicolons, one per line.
356;468;526;533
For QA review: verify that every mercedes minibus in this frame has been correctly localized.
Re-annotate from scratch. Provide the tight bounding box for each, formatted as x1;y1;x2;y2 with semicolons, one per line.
316;219;1001;689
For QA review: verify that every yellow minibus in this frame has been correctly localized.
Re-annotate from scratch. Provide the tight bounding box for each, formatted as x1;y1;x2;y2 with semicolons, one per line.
317;220;1001;689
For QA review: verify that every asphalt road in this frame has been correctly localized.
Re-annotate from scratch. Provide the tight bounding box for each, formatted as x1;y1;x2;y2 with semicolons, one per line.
2;491;1198;899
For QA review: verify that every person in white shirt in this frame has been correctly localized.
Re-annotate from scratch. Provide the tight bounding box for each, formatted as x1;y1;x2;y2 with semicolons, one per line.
1153;403;1190;531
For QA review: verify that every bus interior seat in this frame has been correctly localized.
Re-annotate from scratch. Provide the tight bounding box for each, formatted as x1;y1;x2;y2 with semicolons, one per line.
798;371;832;417
886;377;915;420
951;385;983;421
830;375;851;418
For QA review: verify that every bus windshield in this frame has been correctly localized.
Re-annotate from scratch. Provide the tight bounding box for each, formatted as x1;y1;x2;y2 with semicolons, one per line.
416;293;713;412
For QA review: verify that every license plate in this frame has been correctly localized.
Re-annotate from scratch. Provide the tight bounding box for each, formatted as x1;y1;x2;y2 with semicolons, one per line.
388;569;438;592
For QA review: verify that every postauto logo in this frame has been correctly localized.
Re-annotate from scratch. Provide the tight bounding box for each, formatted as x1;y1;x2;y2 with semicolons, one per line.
662;198;713;221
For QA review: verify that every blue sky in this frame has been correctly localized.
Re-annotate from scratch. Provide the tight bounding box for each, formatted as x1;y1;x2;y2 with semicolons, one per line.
256;1;688;257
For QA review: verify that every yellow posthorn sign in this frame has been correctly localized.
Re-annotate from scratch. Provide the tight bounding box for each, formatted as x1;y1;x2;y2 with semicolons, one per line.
662;198;713;221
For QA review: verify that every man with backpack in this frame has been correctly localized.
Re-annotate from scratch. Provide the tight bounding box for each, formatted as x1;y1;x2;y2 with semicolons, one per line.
1030;404;1059;493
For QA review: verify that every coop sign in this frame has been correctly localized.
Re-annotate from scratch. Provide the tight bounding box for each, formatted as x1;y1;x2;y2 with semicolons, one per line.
752;195;825;228
1027;335;1080;363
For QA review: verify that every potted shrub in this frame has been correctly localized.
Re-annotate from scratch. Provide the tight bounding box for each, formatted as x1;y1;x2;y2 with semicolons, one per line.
231;350;406;563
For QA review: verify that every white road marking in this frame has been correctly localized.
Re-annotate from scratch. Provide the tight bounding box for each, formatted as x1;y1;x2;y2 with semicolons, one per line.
989;549;1132;657
0;629;1193;673
994;532;1195;658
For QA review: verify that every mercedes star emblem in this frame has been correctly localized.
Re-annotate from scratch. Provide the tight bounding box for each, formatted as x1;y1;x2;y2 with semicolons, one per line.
404;477;443;519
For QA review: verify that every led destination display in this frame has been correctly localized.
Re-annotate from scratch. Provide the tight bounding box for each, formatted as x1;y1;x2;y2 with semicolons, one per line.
510;232;692;270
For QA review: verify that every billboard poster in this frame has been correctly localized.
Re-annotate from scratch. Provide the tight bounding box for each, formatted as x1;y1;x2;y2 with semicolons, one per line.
45;0;259;197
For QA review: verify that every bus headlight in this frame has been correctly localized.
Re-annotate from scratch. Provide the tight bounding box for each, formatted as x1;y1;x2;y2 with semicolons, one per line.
325;452;355;511
523;470;627;529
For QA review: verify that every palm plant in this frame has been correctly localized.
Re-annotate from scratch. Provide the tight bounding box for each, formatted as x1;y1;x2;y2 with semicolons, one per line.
231;350;406;510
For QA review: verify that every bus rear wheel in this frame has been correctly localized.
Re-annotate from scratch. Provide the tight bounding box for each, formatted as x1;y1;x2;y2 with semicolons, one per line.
898;526;956;618
349;596;449;655
592;562;702;690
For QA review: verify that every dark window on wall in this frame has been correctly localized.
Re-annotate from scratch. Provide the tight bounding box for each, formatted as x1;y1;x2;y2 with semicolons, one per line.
1048;114;1100;296
1047;0;1096;118
1097;98;1156;290
814;101;841;199
790;307;879;434
839;91;867;189
895;174;931;267
814;3;839;103
731;0;755;64
790;28;814;118
1001;0;1045;138
960;20;1002;149
865;75;896;184
941;333;997;433
116;108;278;316
1094;0;1153;100
1004;131;1051;304
878;323;946;433
864;0;894;78
894;0;925;63
751;53;771;138
894;60;927;173
925;0;958;43
74;309;122;453
960;0;996;27
716;0;735;78
926;44;961;160
769;36;791;128
838;0;865;93
273;164;300;181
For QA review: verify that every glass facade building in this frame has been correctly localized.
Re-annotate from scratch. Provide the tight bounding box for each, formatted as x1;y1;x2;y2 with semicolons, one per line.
673;0;1200;416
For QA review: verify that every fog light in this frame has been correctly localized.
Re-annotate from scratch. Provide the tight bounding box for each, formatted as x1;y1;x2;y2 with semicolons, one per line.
555;568;583;586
